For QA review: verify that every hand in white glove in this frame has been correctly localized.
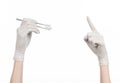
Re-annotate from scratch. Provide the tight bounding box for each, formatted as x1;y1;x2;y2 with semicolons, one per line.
84;17;108;65
14;18;40;61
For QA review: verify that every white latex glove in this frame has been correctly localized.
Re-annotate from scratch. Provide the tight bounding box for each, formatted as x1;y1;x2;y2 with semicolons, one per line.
84;17;109;65
14;18;40;61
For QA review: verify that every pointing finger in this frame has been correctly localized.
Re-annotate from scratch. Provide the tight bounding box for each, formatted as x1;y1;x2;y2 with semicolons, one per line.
87;16;97;32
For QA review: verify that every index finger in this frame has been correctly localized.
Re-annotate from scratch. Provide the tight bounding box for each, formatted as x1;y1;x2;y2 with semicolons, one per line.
16;18;52;30
87;16;97;32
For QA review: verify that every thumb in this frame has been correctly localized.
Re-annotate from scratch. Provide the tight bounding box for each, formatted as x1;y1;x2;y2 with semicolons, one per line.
27;28;40;34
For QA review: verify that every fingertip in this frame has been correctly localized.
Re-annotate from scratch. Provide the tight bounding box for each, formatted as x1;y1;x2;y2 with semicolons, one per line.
86;16;90;21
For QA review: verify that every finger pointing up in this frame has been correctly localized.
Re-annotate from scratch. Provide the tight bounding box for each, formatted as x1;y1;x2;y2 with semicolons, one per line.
87;16;98;32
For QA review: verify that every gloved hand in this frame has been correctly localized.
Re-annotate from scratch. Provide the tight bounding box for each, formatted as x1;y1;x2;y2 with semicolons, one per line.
84;17;109;65
14;18;40;61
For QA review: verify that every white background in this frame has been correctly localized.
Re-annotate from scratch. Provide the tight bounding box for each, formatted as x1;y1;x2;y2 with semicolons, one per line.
0;0;120;83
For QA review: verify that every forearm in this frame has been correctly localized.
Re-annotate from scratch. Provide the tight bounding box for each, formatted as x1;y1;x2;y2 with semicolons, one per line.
10;61;23;83
100;65;111;83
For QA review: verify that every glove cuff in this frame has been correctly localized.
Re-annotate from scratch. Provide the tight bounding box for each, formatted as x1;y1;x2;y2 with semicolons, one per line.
98;55;109;65
14;51;25;61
